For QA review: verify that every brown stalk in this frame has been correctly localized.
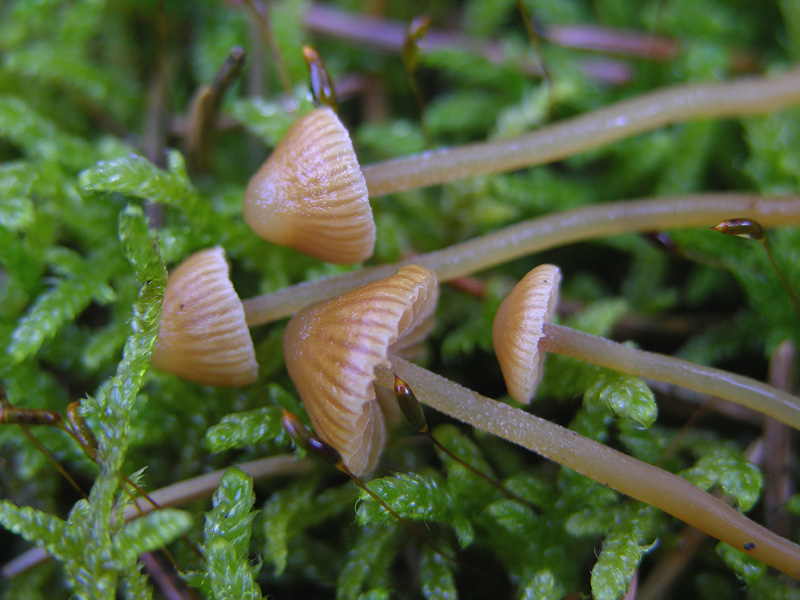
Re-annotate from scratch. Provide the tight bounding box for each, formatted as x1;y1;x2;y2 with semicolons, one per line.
142;0;169;229
241;0;293;98
763;340;795;536
378;359;800;579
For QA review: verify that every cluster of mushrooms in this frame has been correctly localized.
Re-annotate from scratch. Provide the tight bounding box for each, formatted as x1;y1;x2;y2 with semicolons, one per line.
151;69;800;577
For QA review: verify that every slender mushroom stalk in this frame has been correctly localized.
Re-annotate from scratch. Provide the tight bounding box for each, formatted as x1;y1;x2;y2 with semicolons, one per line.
540;324;800;428
152;246;258;386
376;359;800;580
243;106;375;263
241;193;800;325
360;65;800;196
280;264;800;578
493;265;800;429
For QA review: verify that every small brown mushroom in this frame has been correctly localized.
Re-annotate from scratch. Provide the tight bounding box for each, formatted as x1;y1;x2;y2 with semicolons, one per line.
492;264;800;430
152;246;258;387
283;264;438;475
243;107;375;264
492;264;560;404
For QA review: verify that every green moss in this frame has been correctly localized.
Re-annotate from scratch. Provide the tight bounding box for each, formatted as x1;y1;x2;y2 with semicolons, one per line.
2;0;799;598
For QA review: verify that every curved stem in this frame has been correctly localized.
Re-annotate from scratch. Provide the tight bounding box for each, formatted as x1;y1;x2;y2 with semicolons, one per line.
120;455;311;520
242;194;800;325
541;323;800;430
361;66;800;196
379;358;800;579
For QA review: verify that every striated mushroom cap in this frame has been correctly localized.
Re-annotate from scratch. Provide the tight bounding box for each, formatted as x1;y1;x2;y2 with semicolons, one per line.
492;264;561;404
152;246;258;386
283;264;439;475
243;107;375;264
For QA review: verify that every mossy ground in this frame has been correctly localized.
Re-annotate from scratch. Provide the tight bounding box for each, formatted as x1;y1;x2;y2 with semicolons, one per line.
1;1;800;598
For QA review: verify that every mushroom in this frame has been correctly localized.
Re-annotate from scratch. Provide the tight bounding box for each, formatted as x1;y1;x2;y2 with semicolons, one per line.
152;246;258;387
243;107;375;264
241;67;800;264
493;264;560;404
283;264;437;475
492;264;800;430
278;265;800;577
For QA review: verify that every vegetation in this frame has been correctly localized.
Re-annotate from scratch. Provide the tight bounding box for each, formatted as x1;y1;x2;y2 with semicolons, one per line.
1;0;800;598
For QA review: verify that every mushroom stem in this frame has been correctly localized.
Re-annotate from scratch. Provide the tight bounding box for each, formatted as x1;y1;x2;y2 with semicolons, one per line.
540;323;800;430
121;454;312;521
361;66;800;196
378;358;800;580
242;194;800;325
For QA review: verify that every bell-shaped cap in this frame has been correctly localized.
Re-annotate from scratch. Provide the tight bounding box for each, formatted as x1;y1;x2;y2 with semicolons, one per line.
283;265;438;475
244;107;375;264
492;264;561;404
152;246;258;386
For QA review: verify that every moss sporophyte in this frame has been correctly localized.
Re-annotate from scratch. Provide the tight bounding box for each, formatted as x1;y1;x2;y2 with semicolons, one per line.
5;2;800;598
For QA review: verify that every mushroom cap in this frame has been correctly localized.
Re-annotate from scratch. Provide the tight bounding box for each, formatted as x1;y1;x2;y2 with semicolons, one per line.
152;246;258;387
243;107;375;264
492;264;561;404
283;264;439;475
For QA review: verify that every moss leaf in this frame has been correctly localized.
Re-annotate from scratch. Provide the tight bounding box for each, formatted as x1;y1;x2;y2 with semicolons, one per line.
716;542;767;585
419;547;457;600
484;498;538;537
0;500;68;562
0;96;96;169
204;537;262;600
584;369;657;428
261;480;355;575
681;447;762;511
204;468;258;558
0;163;36;231
590;507;660;600
112;509;193;566
205;406;284;452
80;150;197;212
190;468;261;600
336;527;402;600
356;472;452;525
6;257;115;365
519;569;563;600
